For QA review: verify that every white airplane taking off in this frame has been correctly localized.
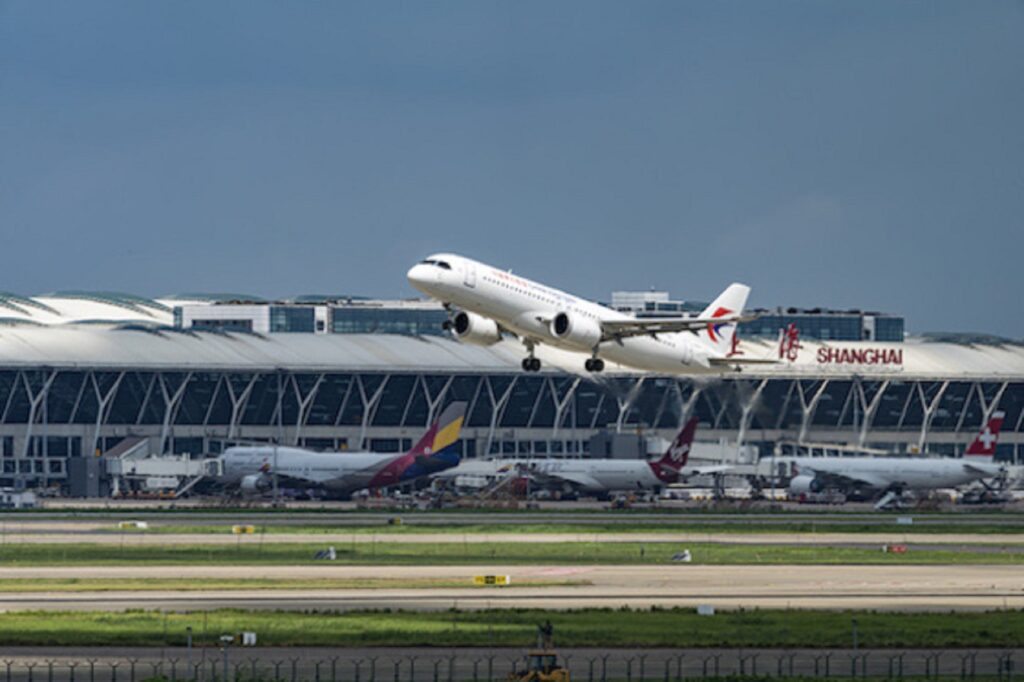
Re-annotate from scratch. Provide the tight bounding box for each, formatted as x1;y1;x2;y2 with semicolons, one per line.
789;412;1006;508
407;253;768;374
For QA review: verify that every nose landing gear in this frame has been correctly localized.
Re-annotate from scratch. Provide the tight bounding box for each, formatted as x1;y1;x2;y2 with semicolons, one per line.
584;358;605;373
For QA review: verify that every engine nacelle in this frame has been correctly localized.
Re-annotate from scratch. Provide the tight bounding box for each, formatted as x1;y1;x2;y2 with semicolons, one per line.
451;311;501;346
788;474;822;495
549;311;602;350
240;473;271;493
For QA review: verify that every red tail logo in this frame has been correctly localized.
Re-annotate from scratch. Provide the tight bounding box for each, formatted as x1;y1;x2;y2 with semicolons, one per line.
966;411;1004;457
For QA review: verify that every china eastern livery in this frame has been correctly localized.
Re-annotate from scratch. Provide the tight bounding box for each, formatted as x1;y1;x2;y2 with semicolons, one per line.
220;402;466;496
407;253;770;374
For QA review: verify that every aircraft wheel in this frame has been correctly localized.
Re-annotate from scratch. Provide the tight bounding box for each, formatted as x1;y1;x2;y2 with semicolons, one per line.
522;357;541;372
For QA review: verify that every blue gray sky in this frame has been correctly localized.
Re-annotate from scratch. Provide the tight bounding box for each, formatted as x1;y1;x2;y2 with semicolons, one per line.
1;2;1022;336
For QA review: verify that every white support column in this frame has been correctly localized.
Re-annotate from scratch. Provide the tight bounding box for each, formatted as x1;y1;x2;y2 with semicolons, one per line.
954;382;980;434
679;382;702;428
917;380;949;452
614;378;646;433
288;373;325;445
19;370;58;458
356;375;389;450
856;379;890;447
737;378;769;448
225;374;260;440
550;377;581;437
157;372;193;455
980;381;1009;423
797;380;830;444
89;372;126;458
484;376;518;457
422;375;454;427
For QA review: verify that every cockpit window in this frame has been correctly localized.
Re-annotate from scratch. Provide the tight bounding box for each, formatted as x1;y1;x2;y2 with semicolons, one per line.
420;259;436;265
436;261;452;270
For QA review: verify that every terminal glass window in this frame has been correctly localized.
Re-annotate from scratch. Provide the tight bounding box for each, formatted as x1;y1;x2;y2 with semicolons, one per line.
270;307;316;333
330;308;448;336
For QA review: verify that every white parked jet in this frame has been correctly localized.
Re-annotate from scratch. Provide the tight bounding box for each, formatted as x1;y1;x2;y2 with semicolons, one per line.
788;412;1006;508
436;417;729;495
407;253;767;374
220;402;466;497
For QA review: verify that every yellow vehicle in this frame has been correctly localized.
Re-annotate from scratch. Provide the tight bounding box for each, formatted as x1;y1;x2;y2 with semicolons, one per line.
508;651;570;682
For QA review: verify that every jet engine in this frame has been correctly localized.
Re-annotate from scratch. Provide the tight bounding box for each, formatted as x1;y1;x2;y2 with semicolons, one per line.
788;474;822;495
240;473;271;493
451;311;502;346
549;312;602;350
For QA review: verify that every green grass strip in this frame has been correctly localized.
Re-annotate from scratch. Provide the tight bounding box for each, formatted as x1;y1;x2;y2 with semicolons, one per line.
0;607;1023;648
0;541;1021;565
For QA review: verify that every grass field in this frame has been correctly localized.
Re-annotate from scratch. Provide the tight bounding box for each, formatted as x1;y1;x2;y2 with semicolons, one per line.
124;521;1024;536
0;607;1022;648
0;541;1020;566
0;577;585;592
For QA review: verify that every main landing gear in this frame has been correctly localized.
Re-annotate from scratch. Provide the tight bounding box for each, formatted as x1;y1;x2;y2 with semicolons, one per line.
522;357;542;372
521;339;541;372
584;357;605;373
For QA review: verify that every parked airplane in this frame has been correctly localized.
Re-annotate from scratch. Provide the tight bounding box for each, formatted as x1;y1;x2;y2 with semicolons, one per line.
788;411;1006;508
437;417;728;495
407;253;769;374
220;402;467;497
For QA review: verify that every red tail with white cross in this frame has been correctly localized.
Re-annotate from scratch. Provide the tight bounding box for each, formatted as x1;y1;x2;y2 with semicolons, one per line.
965;411;1005;462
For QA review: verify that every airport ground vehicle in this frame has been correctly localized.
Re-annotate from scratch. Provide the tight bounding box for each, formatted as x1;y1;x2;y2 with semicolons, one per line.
509;651;570;682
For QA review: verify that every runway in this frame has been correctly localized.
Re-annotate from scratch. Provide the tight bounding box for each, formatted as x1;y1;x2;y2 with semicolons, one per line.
1;564;1022;611
2;530;1024;545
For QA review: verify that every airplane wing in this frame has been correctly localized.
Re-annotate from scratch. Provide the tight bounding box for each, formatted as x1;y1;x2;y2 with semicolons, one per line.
963;462;1003;476
798;462;890;490
528;469;603;491
601;314;758;339
708;357;779;366
683;464;732;477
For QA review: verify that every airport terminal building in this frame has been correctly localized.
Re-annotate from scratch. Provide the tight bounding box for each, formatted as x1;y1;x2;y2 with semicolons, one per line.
0;292;1021;490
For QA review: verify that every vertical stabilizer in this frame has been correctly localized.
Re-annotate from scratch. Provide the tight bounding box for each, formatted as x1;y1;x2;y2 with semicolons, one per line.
698;283;751;354
965;411;1004;462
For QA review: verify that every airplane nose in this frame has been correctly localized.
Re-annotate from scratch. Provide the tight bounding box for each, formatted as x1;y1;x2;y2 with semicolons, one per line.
407;263;434;291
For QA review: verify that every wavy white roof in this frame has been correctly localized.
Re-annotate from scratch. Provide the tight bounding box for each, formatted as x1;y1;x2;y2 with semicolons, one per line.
0;326;1020;379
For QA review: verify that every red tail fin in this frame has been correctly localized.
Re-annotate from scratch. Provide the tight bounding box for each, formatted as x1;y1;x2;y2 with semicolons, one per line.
965;411;1004;460
659;417;698;471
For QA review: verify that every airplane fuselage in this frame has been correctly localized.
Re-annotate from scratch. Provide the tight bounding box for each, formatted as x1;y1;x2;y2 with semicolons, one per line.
408;254;718;373
793;456;1001;492
220;447;397;494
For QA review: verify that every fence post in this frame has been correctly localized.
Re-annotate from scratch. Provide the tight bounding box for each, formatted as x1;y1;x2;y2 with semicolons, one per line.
46;659;55;682
432;659;441;682
352;659;360;682
110;662;120;682
447;655;456;682
637;655;645;682
272;660;283;681
407;656;418;682
625;657;633;682
675;654;684;682
314;660;322;682
69;662;79;682
600;655;609;682
26;662;36;682
393;659;401;682
369;657;378;682
290;658;299;682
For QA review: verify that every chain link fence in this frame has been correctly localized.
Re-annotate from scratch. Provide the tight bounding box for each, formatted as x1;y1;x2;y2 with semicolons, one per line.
0;648;1018;682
